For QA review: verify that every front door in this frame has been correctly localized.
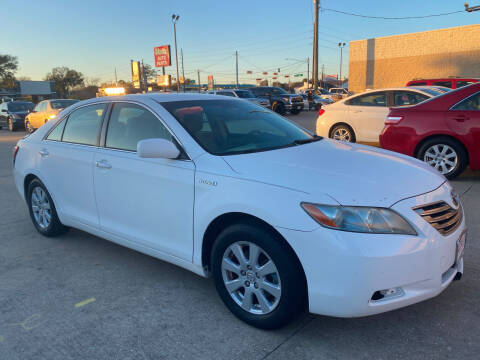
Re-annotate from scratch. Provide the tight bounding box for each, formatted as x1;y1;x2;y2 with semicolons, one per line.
447;91;480;147
93;102;195;261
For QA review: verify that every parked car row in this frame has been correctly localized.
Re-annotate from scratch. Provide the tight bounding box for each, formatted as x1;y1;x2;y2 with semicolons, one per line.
0;99;79;133
317;83;480;179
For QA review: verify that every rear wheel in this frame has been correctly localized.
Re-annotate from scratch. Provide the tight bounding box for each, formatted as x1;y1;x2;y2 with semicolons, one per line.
211;222;306;329
26;121;35;133
290;108;301;115
330;124;355;142
27;179;68;236
417;137;468;179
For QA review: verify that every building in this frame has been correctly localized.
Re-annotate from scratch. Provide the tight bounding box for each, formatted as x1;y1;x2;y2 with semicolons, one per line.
0;80;56;102
348;24;480;93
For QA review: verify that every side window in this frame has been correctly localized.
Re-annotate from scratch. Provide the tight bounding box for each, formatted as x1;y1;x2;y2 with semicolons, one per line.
394;91;429;106
33;103;41;112
433;81;452;88
217;92;235;97
456;81;474;88
106;103;172;151
62;103;106;145
46;119;67;141
346;92;387;107
452;93;480;111
408;82;427;86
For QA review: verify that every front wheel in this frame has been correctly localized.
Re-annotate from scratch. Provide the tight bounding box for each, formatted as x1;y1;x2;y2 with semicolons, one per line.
8;118;16;132
211;223;306;329
272;102;286;115
290;108;301;115
417;137;468;179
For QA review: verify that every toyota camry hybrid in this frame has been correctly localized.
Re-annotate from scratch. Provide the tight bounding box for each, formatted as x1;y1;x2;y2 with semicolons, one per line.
13;94;466;329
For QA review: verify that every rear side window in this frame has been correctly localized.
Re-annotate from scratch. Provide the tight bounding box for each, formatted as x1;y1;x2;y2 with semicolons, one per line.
217;92;235;97
394;91;429;106
452;93;480;111
433;81;452;88
46;119;66;141
106;103;172;151
62;103;106;145
346;92;387;107
408;82;427;86
456;81;475;88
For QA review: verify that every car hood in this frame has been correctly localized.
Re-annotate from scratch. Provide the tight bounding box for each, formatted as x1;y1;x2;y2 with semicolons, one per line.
222;139;445;207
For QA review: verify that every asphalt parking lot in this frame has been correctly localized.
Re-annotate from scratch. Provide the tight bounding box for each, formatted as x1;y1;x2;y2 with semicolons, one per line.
1;111;479;360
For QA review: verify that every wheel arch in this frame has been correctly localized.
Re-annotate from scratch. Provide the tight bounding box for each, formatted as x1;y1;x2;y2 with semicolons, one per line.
201;212;307;293
413;134;469;165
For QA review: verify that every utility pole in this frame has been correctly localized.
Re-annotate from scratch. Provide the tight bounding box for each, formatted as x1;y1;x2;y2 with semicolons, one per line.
181;48;185;92
197;70;201;93
338;42;346;86
162;66;165;92
171;14;180;93
321;64;325;89
114;67;118;86
235;51;239;88
465;3;480;11
312;0;319;91
307;57;310;88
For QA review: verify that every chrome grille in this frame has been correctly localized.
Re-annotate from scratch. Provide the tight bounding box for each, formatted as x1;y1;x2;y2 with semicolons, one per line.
412;201;462;236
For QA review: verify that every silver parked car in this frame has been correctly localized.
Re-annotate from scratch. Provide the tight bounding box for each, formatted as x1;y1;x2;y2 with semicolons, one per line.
208;89;270;108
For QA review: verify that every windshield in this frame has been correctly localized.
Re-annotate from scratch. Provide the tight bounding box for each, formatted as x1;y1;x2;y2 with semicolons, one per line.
161;99;313;156
234;90;254;98
270;87;288;95
7;102;34;112
50;99;78;109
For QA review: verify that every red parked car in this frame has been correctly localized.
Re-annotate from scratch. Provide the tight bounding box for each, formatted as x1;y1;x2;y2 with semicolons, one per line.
380;83;480;179
406;78;478;89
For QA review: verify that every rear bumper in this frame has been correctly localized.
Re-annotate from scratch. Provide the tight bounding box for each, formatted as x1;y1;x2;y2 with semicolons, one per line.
277;182;466;318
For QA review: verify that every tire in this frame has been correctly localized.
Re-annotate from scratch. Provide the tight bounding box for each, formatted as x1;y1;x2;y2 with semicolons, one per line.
272;102;286;115
27;178;68;237
8;118;16;132
25;121;35;134
290;108;301;115
330;124;355;143
211;222;306;329
417;137;468;179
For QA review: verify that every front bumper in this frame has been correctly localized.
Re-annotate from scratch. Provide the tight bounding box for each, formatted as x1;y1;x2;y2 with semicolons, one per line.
277;182;466;317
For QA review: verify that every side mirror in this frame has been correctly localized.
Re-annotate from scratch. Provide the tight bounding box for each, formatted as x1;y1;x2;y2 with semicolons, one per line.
137;138;180;159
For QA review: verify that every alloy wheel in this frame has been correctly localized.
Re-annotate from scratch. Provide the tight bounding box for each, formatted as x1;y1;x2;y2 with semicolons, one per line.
31;186;52;229
333;127;352;142
424;144;458;175
221;241;281;315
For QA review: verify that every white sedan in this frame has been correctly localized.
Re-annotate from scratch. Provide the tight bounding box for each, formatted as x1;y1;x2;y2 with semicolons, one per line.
13;94;465;329
316;87;444;143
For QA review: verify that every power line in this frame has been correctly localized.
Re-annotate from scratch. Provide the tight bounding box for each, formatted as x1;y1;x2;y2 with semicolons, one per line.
320;7;464;20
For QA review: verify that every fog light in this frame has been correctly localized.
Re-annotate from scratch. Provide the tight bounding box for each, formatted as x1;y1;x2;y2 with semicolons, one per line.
371;287;404;301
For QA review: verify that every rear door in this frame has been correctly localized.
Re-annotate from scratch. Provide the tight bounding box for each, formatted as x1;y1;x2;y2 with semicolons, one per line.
39;102;107;227
346;91;388;142
93;102;195;260
446;91;480;147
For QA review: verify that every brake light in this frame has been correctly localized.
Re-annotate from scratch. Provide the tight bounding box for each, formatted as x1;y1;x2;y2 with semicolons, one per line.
385;115;404;125
13;145;19;164
318;109;325;116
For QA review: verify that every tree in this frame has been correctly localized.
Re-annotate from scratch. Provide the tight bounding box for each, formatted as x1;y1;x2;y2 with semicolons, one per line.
142;64;157;81
45;67;84;97
0;54;18;88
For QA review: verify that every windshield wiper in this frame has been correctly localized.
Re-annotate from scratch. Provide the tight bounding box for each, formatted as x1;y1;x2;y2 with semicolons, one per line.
293;135;323;145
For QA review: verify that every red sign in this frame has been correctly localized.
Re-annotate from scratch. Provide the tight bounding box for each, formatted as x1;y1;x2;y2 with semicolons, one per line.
272;77;277;80
273;72;278;75
262;72;268;75
246;70;252;74
208;75;214;90
154;45;171;67
284;75;290;78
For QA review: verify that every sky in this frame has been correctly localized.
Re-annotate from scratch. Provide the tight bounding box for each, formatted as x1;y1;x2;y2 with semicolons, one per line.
2;0;477;85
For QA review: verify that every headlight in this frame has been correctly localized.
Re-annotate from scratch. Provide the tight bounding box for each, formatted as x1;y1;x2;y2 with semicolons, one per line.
301;203;417;235
49;114;57;119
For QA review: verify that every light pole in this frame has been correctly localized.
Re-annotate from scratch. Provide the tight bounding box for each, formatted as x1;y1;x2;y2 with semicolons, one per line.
338;42;346;86
172;14;180;93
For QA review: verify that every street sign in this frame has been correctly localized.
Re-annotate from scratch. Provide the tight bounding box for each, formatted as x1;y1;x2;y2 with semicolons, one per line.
272;77;277;80
294;73;303;77
273;72;278;75
284;75;290;78
154;45;172;67
208;75;214;90
262;72;268;75
255;78;262;81
157;75;171;87
246;70;252;74
131;61;141;89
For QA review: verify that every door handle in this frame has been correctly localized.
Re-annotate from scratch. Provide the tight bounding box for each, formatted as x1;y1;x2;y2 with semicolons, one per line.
38;149;49;157
96;160;112;169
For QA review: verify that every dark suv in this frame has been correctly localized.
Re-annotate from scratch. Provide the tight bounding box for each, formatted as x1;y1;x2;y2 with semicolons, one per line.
248;87;303;115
